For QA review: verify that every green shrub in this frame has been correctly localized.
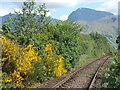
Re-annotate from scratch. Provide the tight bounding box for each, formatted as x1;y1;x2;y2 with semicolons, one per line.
102;51;120;88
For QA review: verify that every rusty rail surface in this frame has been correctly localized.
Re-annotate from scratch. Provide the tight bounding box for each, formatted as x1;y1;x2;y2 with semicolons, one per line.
51;54;111;89
87;56;109;90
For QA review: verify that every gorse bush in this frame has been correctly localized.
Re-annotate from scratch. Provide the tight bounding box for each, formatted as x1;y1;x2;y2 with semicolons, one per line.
44;44;67;77
54;55;67;77
1;36;39;87
32;44;67;82
1;36;67;87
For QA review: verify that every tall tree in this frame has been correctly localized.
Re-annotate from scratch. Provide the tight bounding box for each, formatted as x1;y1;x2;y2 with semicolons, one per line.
2;1;51;46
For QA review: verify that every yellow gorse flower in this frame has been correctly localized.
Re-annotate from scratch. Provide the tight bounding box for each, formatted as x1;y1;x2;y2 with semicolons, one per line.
44;44;67;77
102;52;105;55
1;36;39;87
54;55;67;77
1;36;67;87
45;44;52;51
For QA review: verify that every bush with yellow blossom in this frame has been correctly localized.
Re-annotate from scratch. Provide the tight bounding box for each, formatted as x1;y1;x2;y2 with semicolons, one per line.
44;44;67;78
34;44;67;82
1;36;39;88
1;36;67;87
54;55;67;77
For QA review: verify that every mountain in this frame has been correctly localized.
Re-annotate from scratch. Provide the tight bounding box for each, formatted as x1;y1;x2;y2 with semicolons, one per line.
77;15;118;48
51;18;58;23
0;14;58;24
67;8;118;48
68;8;114;22
1;14;17;24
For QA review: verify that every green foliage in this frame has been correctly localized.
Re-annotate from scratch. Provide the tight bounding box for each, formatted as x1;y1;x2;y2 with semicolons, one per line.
90;32;114;54
75;33;114;67
2;1;51;46
26;44;67;84
102;51;120;88
46;22;114;70
47;21;83;70
102;33;120;88
1;36;39;88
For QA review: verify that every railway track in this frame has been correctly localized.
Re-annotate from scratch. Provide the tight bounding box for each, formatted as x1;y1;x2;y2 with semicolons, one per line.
39;54;112;89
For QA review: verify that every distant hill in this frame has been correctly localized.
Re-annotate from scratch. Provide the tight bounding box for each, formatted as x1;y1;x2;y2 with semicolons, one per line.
67;8;118;48
78;15;118;48
0;14;58;24
51;18;58;23
67;8;114;22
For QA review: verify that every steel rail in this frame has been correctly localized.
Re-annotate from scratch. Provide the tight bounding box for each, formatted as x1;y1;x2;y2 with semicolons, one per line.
51;54;111;89
87;56;109;90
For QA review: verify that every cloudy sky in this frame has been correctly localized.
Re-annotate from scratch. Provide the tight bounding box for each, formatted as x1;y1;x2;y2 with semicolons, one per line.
0;0;119;20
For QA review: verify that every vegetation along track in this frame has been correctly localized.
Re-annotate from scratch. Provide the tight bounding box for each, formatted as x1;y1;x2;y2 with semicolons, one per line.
39;54;112;89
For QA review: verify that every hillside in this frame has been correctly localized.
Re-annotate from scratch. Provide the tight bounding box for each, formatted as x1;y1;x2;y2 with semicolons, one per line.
67;8;114;22
67;8;118;48
0;14;58;24
78;15;118;48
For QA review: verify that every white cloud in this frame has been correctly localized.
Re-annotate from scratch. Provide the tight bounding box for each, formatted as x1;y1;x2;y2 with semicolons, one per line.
46;9;56;16
0;10;10;16
0;0;26;2
0;0;77;16
96;0;119;14
0;0;119;17
0;0;78;8
0;4;21;16
60;15;68;21
0;0;107;3
46;12;51;16
0;0;112;10
80;0;106;3
38;0;78;9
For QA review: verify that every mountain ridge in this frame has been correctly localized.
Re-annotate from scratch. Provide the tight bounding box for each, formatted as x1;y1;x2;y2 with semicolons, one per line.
67;8;114;22
0;13;58;24
67;8;117;48
78;15;118;48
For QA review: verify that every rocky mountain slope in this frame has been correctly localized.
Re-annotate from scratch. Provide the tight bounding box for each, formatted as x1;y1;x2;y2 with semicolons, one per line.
67;8;118;48
67;8;114;22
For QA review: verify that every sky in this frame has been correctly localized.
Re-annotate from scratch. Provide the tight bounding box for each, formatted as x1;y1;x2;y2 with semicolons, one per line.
0;0;119;20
